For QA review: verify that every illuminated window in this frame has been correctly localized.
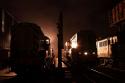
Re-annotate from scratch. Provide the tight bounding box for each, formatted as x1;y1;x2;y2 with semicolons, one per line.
113;36;118;43
99;42;103;47
70;34;78;48
46;39;50;44
71;42;78;48
110;38;113;44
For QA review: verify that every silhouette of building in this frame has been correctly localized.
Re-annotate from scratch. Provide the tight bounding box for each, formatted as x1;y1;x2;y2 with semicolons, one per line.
108;0;125;35
107;0;125;69
0;9;17;69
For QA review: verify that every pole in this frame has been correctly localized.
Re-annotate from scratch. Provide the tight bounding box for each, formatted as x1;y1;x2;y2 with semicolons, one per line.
57;11;63;69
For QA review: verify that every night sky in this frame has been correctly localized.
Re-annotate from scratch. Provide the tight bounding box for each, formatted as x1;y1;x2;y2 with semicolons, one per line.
1;0;116;55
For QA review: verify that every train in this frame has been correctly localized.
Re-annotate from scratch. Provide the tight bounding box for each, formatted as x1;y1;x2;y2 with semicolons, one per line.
63;29;125;68
96;36;118;65
10;22;51;73
64;30;98;67
96;30;125;68
96;36;118;58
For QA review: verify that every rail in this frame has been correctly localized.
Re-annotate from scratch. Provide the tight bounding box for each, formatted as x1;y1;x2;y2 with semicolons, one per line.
88;68;123;83
62;60;123;83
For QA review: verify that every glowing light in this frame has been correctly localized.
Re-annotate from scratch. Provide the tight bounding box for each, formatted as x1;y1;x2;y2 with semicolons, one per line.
71;43;78;48
69;49;72;55
65;42;68;46
46;39;50;44
84;52;88;55
70;34;78;48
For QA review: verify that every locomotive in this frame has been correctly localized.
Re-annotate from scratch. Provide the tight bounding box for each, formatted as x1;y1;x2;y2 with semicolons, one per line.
64;30;98;67
96;30;125;68
10;22;50;74
96;36;118;65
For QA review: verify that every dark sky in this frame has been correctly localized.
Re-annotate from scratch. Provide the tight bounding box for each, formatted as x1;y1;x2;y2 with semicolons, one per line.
1;0;117;55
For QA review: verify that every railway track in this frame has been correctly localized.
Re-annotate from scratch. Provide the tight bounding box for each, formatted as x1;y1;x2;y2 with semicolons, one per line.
63;60;124;83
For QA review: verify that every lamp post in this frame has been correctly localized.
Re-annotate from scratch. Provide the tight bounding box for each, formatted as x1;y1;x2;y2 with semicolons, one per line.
57;11;64;69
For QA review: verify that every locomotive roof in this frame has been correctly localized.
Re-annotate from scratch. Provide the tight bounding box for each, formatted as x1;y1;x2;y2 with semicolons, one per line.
11;22;45;37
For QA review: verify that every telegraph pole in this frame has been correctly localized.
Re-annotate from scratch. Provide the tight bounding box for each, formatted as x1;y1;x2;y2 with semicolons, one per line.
57;11;63;69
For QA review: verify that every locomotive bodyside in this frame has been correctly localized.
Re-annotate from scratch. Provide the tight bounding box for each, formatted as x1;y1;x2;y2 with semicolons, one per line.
64;30;97;67
10;22;47;74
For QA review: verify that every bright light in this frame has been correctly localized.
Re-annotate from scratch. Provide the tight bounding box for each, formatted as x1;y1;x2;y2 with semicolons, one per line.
69;49;72;55
71;43;78;48
84;52;88;55
70;34;77;48
65;42;68;46
46;39;49;44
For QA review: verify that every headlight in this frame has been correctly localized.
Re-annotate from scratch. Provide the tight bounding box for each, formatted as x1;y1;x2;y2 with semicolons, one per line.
78;51;88;55
84;52;88;55
78;52;82;55
79;51;95;56
92;52;96;54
